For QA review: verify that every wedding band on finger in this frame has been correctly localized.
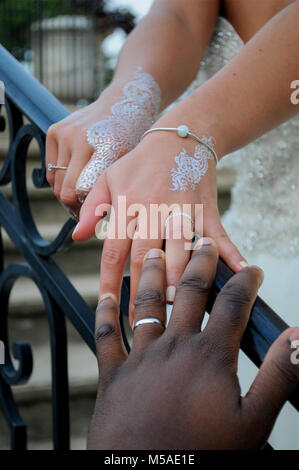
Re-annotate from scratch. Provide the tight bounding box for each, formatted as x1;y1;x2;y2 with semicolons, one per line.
133;317;165;331
48;163;69;171
165;212;194;227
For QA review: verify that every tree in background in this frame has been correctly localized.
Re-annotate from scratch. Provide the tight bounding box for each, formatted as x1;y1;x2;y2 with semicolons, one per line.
0;1;77;60
0;0;134;67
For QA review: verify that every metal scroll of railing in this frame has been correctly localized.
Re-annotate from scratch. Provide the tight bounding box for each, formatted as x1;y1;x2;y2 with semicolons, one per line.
0;45;298;451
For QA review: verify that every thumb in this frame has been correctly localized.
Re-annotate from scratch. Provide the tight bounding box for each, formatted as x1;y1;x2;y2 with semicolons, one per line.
73;172;111;241
242;327;299;444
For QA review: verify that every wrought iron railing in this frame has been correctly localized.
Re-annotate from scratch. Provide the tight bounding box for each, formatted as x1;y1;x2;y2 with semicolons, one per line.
0;44;298;450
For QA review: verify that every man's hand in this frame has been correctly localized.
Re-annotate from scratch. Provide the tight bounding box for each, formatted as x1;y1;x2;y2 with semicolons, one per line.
87;240;299;450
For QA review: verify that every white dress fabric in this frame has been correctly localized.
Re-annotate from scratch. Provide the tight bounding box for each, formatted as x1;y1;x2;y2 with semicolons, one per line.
189;17;299;449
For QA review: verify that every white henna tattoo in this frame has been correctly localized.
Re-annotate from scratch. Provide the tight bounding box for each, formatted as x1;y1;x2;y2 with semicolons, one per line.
170;137;216;191
76;68;161;202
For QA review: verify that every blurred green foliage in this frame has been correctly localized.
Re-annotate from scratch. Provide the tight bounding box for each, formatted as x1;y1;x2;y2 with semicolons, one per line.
0;0;133;98
0;0;82;60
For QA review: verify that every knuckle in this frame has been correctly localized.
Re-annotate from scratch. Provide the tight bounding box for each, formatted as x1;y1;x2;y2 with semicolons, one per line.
95;323;118;343
95;323;119;344
156;335;179;360
192;247;217;266
214;225;227;237
221;281;253;306
135;287;165;309
193;331;232;368
193;331;217;358
177;273;210;295
61;126;74;142
60;188;77;206
167;266;184;284
217;231;228;241
47;123;59;138
102;248;121;265
193;246;216;259
131;247;149;266
217;282;253;326
164;336;178;356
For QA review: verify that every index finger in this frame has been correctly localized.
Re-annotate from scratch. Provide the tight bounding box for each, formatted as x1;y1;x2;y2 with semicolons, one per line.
95;293;127;381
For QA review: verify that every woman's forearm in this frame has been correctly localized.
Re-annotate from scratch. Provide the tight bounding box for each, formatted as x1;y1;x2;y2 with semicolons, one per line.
111;0;220;109
158;0;299;157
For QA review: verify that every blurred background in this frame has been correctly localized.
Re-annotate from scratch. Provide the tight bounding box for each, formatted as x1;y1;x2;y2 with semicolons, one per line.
0;0;233;449
0;0;142;104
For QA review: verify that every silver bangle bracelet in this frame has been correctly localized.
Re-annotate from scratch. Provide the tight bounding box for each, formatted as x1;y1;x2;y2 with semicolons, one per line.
142;125;218;164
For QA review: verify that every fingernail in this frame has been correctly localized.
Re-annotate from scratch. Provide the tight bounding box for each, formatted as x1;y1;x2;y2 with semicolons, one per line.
166;286;176;304
289;328;299;344
98;293;118;305
129;303;135;330
72;222;80;240
240;260;249;268
145;248;164;260
193;237;215;250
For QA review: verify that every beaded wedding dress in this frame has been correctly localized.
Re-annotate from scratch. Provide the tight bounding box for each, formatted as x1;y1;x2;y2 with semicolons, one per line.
190;16;299;449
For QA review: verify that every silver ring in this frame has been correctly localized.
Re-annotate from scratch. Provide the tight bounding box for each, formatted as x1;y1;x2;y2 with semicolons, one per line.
133;317;165;331
48;163;68;171
165;212;194;226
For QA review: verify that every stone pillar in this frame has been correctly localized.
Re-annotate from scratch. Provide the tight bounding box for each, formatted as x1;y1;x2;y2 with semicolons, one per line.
31;15;104;103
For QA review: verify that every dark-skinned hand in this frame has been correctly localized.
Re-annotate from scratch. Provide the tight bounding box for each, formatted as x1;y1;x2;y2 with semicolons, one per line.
87;238;299;450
